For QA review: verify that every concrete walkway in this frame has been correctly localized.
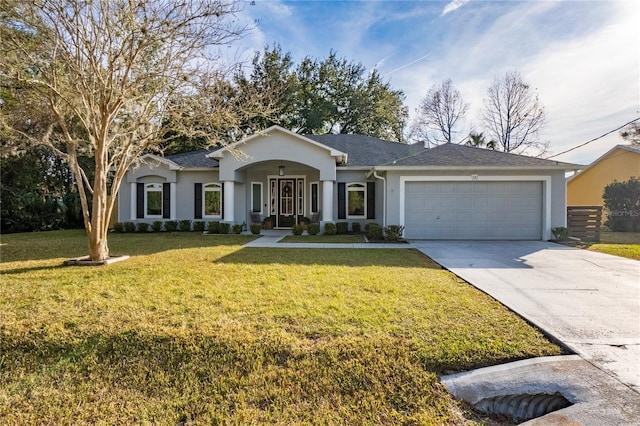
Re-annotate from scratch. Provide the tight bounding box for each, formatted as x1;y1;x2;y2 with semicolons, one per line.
243;230;411;249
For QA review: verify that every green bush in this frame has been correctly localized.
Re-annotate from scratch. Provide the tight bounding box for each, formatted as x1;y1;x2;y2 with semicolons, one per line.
123;222;136;233
136;222;149;233
164;221;178;232
232;224;243;234
193;221;205;233
351;222;361;233
324;222;336;235
151;221;163;232
603;177;640;232
208;221;220;234
178;220;192;232
551;227;568;241
250;224;261;235
218;222;231;234
336;221;349;235
365;223;382;240
113;222;124;233
307;223;320;235
291;224;304;235
384;225;404;241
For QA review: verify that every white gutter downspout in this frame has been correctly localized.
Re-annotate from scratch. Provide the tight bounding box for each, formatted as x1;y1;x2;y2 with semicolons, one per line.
368;169;386;228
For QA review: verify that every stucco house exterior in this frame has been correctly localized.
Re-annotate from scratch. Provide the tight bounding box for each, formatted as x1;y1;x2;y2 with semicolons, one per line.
118;126;579;240
567;144;640;219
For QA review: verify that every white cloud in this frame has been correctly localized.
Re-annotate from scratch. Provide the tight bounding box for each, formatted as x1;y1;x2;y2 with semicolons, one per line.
441;0;471;17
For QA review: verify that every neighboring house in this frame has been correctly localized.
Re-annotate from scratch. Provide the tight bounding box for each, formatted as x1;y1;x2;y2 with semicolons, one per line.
567;144;640;219
118;126;579;240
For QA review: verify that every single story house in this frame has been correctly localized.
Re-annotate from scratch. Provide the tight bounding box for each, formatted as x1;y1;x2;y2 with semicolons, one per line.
567;144;640;220
118;126;580;240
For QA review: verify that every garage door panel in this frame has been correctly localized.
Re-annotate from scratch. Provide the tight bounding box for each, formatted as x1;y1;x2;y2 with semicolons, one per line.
404;181;542;240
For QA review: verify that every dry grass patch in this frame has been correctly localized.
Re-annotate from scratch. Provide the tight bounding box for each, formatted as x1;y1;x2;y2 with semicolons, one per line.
0;231;562;424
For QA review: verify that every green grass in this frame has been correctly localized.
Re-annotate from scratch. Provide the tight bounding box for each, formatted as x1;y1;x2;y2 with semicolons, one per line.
280;234;366;243
587;231;640;260
0;231;562;424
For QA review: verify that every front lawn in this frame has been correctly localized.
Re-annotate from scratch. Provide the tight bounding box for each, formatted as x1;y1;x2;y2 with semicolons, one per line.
587;231;640;260
0;231;562;424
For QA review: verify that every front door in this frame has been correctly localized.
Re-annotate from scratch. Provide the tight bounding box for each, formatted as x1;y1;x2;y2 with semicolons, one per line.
270;177;305;228
278;179;295;228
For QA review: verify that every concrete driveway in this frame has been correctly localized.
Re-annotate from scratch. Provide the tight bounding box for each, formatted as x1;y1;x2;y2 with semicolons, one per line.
410;240;640;394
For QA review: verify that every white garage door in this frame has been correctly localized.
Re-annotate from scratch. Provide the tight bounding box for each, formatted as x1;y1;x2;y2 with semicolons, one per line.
404;181;542;240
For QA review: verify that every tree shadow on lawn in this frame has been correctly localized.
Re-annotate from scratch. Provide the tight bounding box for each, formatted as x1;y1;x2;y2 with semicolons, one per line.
0;231;258;262
214;247;443;269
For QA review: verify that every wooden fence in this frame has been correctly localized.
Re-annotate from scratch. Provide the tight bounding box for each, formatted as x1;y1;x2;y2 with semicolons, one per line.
567;206;603;241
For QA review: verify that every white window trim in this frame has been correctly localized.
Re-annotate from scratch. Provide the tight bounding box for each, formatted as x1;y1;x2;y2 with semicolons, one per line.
310;181;319;214
203;182;223;219
398;175;552;240
145;183;163;219
346;182;367;219
251;181;263;215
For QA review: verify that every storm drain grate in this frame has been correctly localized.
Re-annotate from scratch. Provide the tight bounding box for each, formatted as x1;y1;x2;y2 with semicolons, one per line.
474;392;572;422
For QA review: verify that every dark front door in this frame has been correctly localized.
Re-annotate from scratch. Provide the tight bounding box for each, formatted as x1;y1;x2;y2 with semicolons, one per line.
278;179;295;228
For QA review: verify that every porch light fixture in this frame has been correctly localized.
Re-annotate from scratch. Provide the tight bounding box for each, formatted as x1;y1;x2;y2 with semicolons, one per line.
278;164;285;176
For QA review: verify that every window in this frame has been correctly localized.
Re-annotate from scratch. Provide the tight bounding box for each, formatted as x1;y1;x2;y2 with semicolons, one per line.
145;183;163;217
203;183;222;217
347;183;366;217
251;182;262;214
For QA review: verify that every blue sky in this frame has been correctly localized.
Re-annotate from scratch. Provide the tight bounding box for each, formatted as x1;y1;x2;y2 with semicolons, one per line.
235;0;639;164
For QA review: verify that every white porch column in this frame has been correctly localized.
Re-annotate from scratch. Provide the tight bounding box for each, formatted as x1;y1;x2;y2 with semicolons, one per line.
223;181;235;222
322;180;333;223
170;182;177;219
130;182;136;220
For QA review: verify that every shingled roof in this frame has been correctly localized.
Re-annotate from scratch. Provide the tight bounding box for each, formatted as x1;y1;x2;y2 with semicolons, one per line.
162;133;580;170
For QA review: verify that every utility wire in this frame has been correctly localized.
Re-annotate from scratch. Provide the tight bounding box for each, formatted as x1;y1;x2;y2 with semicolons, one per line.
545;117;640;159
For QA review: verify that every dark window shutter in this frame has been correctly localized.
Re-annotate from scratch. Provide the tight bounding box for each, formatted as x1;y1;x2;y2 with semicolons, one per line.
162;183;170;219
194;183;202;219
221;183;225;220
338;182;346;220
311;184;318;213
136;183;144;218
367;182;375;220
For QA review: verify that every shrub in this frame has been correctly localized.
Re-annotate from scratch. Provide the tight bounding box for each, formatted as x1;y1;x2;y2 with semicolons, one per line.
178;220;192;232
218;222;231;234
324;222;336;235
208;221;220;234
365;223;382;240
193;221;205;233
307;223;320;235
603;177;640;232
552;226;568;241
164;220;178;232
351;222;361;233
336;221;349;235
250;224;261;235
113;222;124;233
151;221;163;232
384;225;405;241
291;224;304;235
136;222;149;233
262;217;273;229
232;224;243;234
123;222;136;233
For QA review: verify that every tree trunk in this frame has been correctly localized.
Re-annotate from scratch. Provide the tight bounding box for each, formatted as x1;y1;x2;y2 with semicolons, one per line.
88;226;110;261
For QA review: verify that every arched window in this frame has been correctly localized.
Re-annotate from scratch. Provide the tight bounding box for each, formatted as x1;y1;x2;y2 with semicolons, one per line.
203;183;222;217
145;183;163;217
347;183;366;217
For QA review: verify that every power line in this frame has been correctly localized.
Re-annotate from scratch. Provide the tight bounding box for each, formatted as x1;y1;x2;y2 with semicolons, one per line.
545;117;640;159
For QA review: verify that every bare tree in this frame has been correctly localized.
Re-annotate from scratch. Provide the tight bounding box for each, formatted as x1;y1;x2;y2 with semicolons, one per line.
619;122;640;146
0;0;265;261
482;71;547;155
412;79;469;147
